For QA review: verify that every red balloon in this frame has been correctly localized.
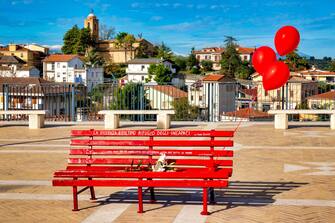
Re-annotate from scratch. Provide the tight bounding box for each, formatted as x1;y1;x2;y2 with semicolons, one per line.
262;61;290;91
252;46;277;75
274;26;300;56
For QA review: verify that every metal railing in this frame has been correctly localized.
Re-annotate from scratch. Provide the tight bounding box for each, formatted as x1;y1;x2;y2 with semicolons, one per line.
1;79;334;122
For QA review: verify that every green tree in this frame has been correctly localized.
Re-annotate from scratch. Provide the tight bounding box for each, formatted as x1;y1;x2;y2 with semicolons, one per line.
285;50;310;71
104;63;126;79
84;49;105;68
115;32;129;62
124;34;136;60
220;36;241;78
200;60;213;72
156;42;173;60
172;97;199;121
187;48;198;70
172;55;187;72
62;25;93;54
235;61;255;79
147;64;172;84
328;60;335;72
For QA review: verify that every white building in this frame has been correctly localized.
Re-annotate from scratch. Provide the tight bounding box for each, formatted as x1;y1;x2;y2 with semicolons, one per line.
42;54;103;91
146;85;187;109
193;46;255;70
0;55;40;78
202;74;236;122
126;58;176;84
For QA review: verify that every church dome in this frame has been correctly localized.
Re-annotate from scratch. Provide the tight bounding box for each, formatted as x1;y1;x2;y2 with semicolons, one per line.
87;12;96;18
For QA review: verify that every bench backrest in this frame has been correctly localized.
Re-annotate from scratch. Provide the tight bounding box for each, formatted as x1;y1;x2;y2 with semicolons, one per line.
68;129;234;172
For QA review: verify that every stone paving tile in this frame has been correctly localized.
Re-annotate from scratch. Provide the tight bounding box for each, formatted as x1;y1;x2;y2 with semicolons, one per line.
0;124;335;222
0;200;94;223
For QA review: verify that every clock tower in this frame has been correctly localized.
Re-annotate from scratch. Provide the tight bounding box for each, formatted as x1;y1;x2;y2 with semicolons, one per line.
84;10;99;42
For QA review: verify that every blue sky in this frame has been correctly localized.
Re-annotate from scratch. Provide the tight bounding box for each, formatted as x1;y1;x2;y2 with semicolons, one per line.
0;0;335;58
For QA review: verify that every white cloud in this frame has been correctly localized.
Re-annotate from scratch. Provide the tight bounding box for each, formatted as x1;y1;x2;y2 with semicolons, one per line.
42;44;62;50
151;16;163;21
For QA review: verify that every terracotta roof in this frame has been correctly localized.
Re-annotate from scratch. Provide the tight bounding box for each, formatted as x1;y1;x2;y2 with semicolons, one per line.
241;88;257;100
307;91;335;100
193;46;255;55
43;54;79;62
150;85;187;98
225;108;273;119
0;45;29;52
237;47;255;54
202;74;224;81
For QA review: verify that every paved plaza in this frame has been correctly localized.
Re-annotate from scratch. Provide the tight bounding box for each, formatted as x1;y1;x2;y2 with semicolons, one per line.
0;122;335;222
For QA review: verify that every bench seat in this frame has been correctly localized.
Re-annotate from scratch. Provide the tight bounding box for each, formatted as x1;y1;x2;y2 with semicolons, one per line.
268;109;335;129
98;110;175;129
0;110;47;129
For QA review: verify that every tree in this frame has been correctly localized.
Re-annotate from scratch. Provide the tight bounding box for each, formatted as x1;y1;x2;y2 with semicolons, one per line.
115;32;136;62
104;63;126;79
99;24;115;40
200;60;213;72
328;60;335;72
220;36;241;78
156;42;173;60
172;97;199;121
186;47;198;70
285;50;310;71
62;25;93;54
235;61;255;79
84;49;105;68
147;64;171;84
172;55;187;72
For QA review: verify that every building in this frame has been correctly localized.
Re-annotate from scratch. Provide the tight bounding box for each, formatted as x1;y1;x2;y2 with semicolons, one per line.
0;55;40;78
84;12;156;64
125;58;176;83
22;44;49;55
42;54;103;91
202;74;236;121
307;90;335;109
252;72;318;111
0;44;48;70
299;66;335;84
146;85;187;109
0;77;72;118
193;46;255;70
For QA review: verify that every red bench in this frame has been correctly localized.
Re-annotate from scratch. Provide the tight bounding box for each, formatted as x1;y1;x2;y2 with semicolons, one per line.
52;129;234;215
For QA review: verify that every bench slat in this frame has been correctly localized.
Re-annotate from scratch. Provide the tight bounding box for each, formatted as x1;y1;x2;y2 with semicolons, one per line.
71;139;234;147
68;158;233;166
69;149;233;157
71;129;234;137
65;166;225;172
53;179;228;188
54;168;231;179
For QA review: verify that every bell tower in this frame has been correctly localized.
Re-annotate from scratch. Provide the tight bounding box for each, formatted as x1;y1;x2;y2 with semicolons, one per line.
84;9;99;42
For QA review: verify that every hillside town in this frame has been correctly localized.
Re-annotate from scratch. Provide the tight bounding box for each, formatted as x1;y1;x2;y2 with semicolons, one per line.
1;11;335;122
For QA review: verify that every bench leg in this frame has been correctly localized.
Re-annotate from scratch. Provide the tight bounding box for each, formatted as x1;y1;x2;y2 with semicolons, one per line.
157;114;171;129
28;114;45;129
331;114;335;130
137;187;144;213
209;188;215;204
274;114;288;129
72;185;79;211
105;114;119;129
150;187;156;203
88;178;96;200
201;187;209;215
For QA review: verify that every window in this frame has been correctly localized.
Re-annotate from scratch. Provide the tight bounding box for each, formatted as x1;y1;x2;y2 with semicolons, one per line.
63;77;66;82
262;104;270;112
57;72;60;78
63;65;66;68
199;96;203;101
141;76;144;81
74;64;77;69
244;55;248;60
290;90;293;98
265;91;268;96
57;63;60;68
191;95;194;101
20;53;23;57
141;65;145;71
205;55;208;60
197;56;200;60
51;63;55;70
214;56;217;61
208;56;211;60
